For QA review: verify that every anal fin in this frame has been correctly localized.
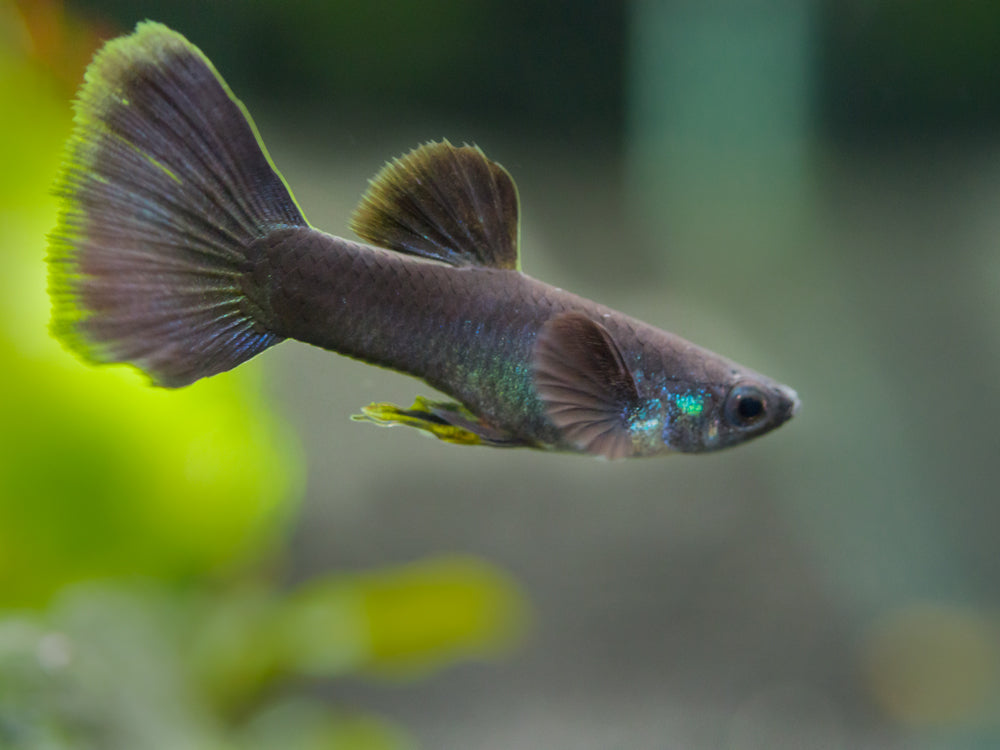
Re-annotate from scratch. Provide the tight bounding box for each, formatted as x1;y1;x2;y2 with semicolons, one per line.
352;396;527;448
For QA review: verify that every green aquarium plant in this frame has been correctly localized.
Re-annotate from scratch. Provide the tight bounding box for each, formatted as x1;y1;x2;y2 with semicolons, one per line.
0;8;300;606
0;6;529;747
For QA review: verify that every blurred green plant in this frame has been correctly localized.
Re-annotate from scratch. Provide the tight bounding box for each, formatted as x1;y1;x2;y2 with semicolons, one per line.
0;560;526;749
0;4;529;746
0;0;301;607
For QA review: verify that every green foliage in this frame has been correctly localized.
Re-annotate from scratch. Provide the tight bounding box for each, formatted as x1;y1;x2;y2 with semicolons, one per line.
0;566;526;748
0;583;414;749
0;7;529;747
0;9;302;606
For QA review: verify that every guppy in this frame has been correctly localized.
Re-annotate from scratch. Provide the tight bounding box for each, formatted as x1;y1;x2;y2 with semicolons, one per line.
48;22;799;460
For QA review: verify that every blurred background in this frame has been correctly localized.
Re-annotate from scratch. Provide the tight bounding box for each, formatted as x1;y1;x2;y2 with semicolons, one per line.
2;0;1000;747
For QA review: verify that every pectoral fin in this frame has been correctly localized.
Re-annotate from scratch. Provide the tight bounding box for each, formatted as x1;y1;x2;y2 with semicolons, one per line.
353;396;527;447
532;312;640;460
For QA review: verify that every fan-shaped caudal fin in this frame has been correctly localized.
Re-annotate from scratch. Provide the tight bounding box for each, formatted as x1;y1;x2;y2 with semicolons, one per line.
48;22;306;386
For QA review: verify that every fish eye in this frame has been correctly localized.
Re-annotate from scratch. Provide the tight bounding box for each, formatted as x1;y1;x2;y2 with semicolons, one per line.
725;385;767;428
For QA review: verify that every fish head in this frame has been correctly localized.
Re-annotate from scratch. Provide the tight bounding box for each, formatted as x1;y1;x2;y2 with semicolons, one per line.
534;312;799;459
650;374;799;454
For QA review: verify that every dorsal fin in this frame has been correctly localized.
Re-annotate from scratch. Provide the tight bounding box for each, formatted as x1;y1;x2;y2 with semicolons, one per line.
350;140;521;270
532;312;640;460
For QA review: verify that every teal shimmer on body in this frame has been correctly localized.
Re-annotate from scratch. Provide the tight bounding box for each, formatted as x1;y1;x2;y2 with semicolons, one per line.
489;357;538;421
673;392;705;417
627;396;665;454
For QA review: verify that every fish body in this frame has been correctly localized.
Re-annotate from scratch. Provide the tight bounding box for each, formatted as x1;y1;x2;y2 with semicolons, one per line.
48;22;798;459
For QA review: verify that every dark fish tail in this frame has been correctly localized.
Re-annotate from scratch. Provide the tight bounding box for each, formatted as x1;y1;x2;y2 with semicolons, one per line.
47;22;307;386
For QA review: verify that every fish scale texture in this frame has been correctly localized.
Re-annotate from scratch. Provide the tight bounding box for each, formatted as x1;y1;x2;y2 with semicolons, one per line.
253;226;730;447
256;227;585;444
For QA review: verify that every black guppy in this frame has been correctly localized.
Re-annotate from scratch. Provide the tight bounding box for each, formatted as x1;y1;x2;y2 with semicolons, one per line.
48;22;799;460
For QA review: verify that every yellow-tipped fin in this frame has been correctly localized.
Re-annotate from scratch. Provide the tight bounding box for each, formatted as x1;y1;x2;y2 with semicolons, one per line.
352;396;527;447
47;21;305;386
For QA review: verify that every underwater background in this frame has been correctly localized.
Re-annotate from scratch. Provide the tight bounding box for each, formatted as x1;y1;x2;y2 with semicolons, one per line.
2;1;999;748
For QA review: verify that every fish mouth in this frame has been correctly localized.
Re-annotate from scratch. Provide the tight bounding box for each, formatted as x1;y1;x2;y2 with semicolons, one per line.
773;385;800;426
784;387;801;417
